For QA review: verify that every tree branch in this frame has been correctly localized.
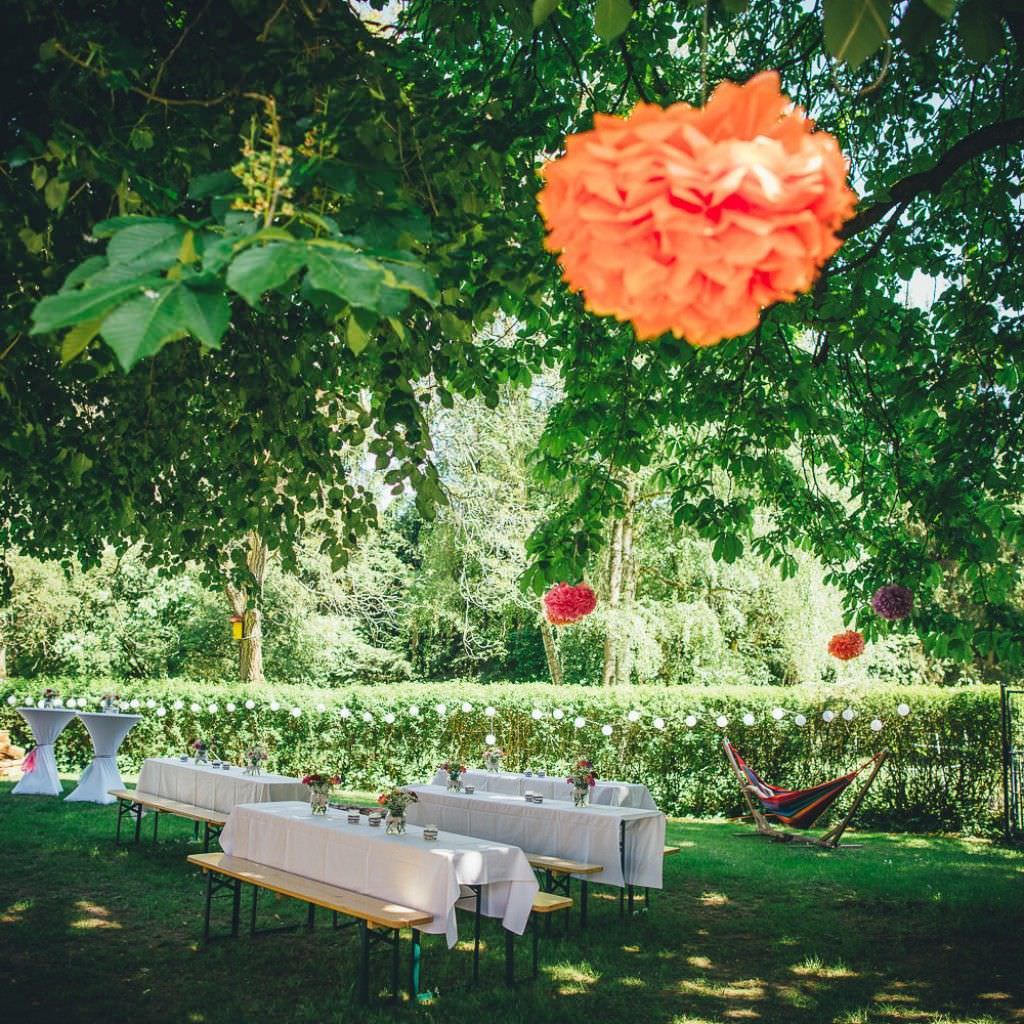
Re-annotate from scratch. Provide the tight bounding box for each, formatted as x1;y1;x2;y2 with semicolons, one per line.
840;116;1024;240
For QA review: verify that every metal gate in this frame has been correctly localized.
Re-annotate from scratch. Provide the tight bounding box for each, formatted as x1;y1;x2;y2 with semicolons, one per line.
1001;686;1024;840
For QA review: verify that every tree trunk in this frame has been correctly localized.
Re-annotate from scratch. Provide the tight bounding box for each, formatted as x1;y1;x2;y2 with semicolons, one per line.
540;613;563;686
601;514;625;686
0;644;6;680
616;490;636;686
225;530;269;685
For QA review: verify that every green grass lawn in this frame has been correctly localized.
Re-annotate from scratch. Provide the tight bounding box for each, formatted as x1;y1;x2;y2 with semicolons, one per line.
1;781;1022;1024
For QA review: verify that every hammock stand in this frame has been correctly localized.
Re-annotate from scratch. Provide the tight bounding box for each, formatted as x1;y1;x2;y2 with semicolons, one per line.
723;739;888;850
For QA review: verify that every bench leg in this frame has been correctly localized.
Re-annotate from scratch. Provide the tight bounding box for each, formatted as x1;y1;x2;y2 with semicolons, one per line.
358;921;370;1004
628;884;635;915
307;904;315;931
203;870;214;941
250;886;259;935
203;821;211;852
580;880;589;929
391;928;401;1001
532;913;539;980
230;878;241;938
152;810;160;846
134;803;142;845
409;928;422;999
115;799;124;846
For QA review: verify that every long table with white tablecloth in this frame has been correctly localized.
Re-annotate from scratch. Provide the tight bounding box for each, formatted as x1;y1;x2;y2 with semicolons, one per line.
219;801;539;946
431;768;658;810
136;757;308;814
407;784;665;889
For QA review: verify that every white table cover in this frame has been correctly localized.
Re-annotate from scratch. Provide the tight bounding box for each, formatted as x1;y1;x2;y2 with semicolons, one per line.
432;768;658;810
65;713;142;804
11;708;78;797
136;757;308;813
220;801;539;947
407;784;665;889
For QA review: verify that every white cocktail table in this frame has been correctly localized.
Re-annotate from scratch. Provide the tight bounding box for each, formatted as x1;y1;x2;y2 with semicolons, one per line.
65;712;142;804
11;707;78;797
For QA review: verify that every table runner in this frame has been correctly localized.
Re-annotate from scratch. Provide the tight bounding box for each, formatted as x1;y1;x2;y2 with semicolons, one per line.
219;801;539;946
407;784;665;888
66;713;141;805
431;768;658;810
136;757;308;813
12;708;78;797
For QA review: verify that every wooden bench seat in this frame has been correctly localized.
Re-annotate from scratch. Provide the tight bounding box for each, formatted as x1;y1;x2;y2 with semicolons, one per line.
525;852;601;928
109;788;227;850
188;851;432;1003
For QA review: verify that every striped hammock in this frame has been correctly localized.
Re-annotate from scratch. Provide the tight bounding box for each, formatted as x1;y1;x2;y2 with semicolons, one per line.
726;743;862;829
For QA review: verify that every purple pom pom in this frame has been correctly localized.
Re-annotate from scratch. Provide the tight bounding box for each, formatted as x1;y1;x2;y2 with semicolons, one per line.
871;584;913;621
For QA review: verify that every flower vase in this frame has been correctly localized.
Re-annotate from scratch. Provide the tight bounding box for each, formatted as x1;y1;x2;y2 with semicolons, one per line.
573;785;589;808
102;702;116;715
385;814;406;835
485;756;501;774
194;751;209;766
447;777;462;793
310;787;329;815
42;699;55;709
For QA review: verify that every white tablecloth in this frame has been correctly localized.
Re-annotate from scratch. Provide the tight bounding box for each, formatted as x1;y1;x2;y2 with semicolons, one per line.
136;757;308;813
11;708;78;797
432;768;658;810
407;784;665;889
65;713;142;804
220;801;539;947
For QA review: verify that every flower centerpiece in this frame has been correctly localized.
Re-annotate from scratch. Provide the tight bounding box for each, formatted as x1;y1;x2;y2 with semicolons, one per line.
41;687;59;709
377;786;418;835
302;772;340;815
483;746;504;773
100;692;120;714
440;761;466;792
190;738;210;765
566;759;597;807
244;747;267;776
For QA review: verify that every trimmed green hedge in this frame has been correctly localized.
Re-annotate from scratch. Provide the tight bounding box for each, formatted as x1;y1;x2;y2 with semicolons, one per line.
1;678;1002;835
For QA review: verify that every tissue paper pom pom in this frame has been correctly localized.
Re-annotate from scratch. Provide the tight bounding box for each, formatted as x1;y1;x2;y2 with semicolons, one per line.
871;584;913;621
544;582;598;626
537;71;856;347
828;630;865;661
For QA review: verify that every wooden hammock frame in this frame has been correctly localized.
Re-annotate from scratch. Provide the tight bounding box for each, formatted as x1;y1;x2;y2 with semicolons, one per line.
722;738;889;850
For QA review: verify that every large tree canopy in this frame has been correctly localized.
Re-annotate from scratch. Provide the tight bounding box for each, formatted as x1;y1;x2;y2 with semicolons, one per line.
2;0;1023;665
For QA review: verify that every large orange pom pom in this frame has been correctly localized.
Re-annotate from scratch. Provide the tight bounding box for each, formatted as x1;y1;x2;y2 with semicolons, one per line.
537;71;857;347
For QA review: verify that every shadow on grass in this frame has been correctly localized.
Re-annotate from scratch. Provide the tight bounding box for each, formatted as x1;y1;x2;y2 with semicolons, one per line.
1;786;1023;1024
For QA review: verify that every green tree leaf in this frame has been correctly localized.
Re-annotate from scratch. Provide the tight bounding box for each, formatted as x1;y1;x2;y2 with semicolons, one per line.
43;177;68;210
823;0;890;69
99;285;190;370
532;0;562;27
594;0;633;41
922;0;956;18
107;222;185;272
304;248;392;312
899;0;945;53
31;164;47;190
226;244;306;306
30;279;154;334
179;287;231;349
60;318;102;363
959;1;1004;60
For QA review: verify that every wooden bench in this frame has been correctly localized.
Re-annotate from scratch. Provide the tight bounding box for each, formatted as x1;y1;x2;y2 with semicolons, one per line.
189;852;432;1003
187;852;571;998
525;853;603;928
108;788;228;851
664;845;681;856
